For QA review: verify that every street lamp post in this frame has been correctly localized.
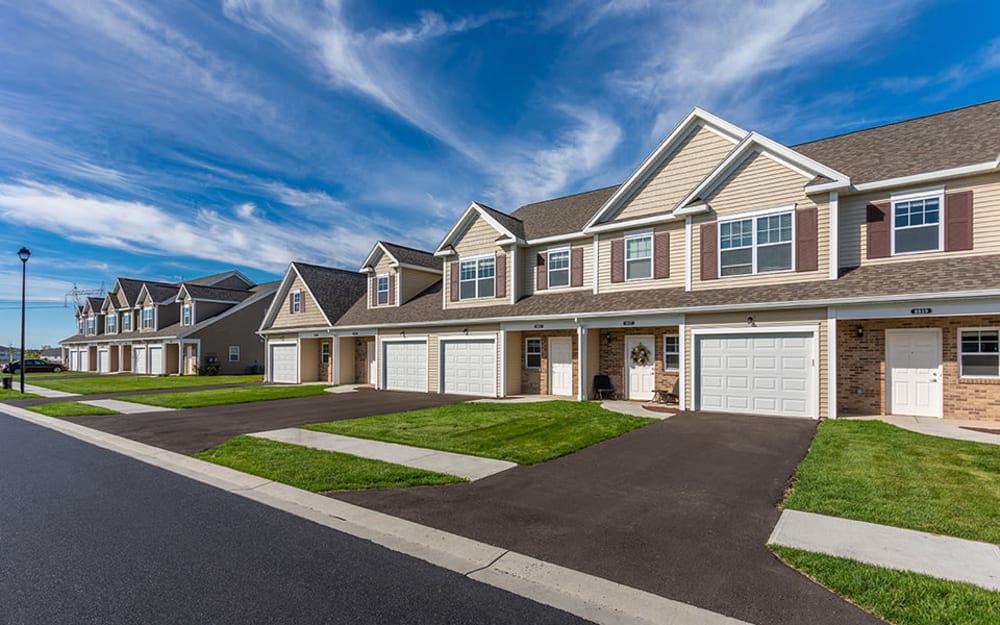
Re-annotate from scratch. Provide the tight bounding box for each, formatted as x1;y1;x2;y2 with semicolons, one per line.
17;247;30;393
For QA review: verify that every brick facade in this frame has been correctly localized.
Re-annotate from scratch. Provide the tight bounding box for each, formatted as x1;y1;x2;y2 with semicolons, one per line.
318;340;332;383
598;327;680;400
838;315;1000;420
520;330;577;396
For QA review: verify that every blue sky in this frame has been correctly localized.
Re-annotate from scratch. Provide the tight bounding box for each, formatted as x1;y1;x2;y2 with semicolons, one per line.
1;0;998;347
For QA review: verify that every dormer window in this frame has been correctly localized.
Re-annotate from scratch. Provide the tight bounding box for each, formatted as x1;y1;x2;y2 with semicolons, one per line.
78;319;84;334
142;307;154;329
182;304;192;326
86;318;95;335
376;275;389;306
892;190;942;255
547;248;570;288
106;314;117;334
459;256;495;300
291;290;302;314
123;313;131;331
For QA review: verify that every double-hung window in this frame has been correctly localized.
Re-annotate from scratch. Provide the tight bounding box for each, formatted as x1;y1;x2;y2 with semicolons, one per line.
625;233;652;280
182;304;192;326
459;256;495;300
106;314;117;334
321;342;331;365
525;338;542;369
720;210;793;276
142;307;154;329
123;313;131;331
228;346;240;362
893;192;942;255
548;248;570;288
291;290;302;313
86;318;95;335
376;275;389;305
959;329;999;378
78;319;85;334
663;334;679;370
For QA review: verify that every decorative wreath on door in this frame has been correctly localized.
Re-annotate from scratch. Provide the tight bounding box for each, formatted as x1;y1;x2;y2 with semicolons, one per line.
630;343;651;367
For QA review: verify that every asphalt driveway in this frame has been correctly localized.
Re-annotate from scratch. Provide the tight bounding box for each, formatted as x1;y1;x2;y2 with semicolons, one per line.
336;411;885;625
62;390;468;454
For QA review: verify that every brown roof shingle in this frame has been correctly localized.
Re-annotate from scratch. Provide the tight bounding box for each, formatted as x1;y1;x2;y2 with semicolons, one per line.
379;242;441;271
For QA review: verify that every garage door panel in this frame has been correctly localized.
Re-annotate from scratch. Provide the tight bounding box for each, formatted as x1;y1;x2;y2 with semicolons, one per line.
384;341;427;392
442;339;495;397
149;347;163;375
270;344;298;384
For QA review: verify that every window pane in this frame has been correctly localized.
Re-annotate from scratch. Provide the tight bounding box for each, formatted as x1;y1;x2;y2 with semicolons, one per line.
758;242;792;272
460;261;477;280
549;250;569;269
377;291;388;305
895;225;939;253
549;268;569;287
526;339;541;353
663;336;678;353
460;280;477;299
478;258;495;278
526;353;541;368
962;354;999;377
721;220;752;249
626;236;651;259
664;354;680;370
627;258;651;280
478;277;494;297
720;248;752;276
377;277;388;291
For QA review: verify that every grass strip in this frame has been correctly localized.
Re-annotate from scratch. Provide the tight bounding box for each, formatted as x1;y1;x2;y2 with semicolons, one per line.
0;388;41;399
194;435;464;492
28;374;263;395
27;401;119;417
772;546;1000;625
122;384;329;409
783;420;1000;544
304;400;653;464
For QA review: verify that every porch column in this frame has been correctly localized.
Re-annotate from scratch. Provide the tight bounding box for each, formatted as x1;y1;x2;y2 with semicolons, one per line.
498;330;507;398
827;310;837;419
178;342;184;375
678;317;687;410
576;325;586;401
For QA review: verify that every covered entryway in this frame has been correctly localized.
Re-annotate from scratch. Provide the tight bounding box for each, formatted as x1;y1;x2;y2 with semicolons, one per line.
548;337;574;397
441;339;496;397
134;347;147;374
383;340;427;392
270;343;298;384
626;335;655;401
886;329;942;417
148;346;164;375
696;331;816;418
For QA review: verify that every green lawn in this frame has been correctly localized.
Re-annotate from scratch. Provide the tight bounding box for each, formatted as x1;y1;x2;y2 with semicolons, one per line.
303;401;653;465
783;420;1000;544
28;374;263;395
0;388;41;399
194;436;464;491
25;371;98;380
122;385;329;409
773;547;1000;625
27;401;119;417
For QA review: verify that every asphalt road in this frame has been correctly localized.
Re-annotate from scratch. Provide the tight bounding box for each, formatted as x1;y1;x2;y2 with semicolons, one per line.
0;413;590;625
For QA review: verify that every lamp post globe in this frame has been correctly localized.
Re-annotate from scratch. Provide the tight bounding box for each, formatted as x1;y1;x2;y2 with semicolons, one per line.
18;247;30;393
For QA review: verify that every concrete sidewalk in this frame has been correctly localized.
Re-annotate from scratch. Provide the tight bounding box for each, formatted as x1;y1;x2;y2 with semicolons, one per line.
81;399;175;414
21;383;80;399
250;428;517;481
769;509;1000;591
845;415;1000;445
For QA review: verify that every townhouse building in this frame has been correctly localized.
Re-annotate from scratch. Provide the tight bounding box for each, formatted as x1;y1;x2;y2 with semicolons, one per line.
262;100;1000;420
62;271;278;375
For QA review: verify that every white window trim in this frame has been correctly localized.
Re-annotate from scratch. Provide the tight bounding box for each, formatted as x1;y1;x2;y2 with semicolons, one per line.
106;314;117;334
624;229;654;282
663;334;680;371
122;312;131;331
958;327;1000;379
376;273;390;306
458;253;496;300
182;304;193;326
291;290;302;314
890;188;945;257
141;307;155;330
228;345;240;362
321;342;331;364
547;246;571;289
718;207;796;277
525;337;542;369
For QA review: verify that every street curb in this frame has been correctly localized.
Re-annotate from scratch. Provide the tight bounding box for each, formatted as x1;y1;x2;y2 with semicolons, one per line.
769;509;1000;591
1;404;754;625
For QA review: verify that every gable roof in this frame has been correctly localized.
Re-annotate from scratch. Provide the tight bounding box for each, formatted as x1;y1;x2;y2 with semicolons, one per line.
360;241;442;273
112;278;146;307
260;262;368;331
793;99;1000;186
83;297;104;314
186;270;254;288
137;282;179;305
511;185;620;240
176;283;253;303
434;202;525;255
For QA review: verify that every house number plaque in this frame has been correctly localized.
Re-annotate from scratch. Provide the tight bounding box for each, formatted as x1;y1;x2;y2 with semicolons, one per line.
910;308;932;315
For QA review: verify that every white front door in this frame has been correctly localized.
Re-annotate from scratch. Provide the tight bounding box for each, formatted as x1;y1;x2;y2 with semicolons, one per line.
549;337;574;396
442;339;496;396
626;335;655;401
367;341;377;385
97;350;110;373
133;347;146;374
887;329;942;418
148;346;164;375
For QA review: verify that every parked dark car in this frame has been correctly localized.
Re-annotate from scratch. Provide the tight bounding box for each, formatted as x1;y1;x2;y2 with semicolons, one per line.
2;359;63;373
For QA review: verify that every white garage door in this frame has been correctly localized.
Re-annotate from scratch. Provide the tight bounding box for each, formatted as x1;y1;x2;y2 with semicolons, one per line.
80;350;90;373
383;341;427;392
270;344;298;384
98;349;110;373
697;332;815;418
134;347;147;374
149;346;164;375
442;339;496;397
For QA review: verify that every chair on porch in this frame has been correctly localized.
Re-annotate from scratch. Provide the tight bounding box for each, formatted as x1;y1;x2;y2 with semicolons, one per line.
653;380;680;405
592;374;616;400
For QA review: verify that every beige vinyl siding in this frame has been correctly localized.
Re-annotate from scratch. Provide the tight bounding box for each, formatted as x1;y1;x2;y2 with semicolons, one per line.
400;268;440;304
445;215;512;309
683;308;828;418
611;124;737;223
522;239;593;296
838;170;1000;269
691;151;829;289
597;222;685;293
378;325;501;393
270;275;327;329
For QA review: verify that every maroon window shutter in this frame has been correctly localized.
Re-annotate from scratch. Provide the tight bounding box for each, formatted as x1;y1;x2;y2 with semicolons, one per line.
369;279;376;307
866;203;891;259
495;252;507;298
945;191;974;251
570;247;584;287
300;291;306;313
610;239;624;283
449;262;459;302
795;207;819;272
388;274;396;305
653;232;670;279
536;252;548;290
700;223;718;281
